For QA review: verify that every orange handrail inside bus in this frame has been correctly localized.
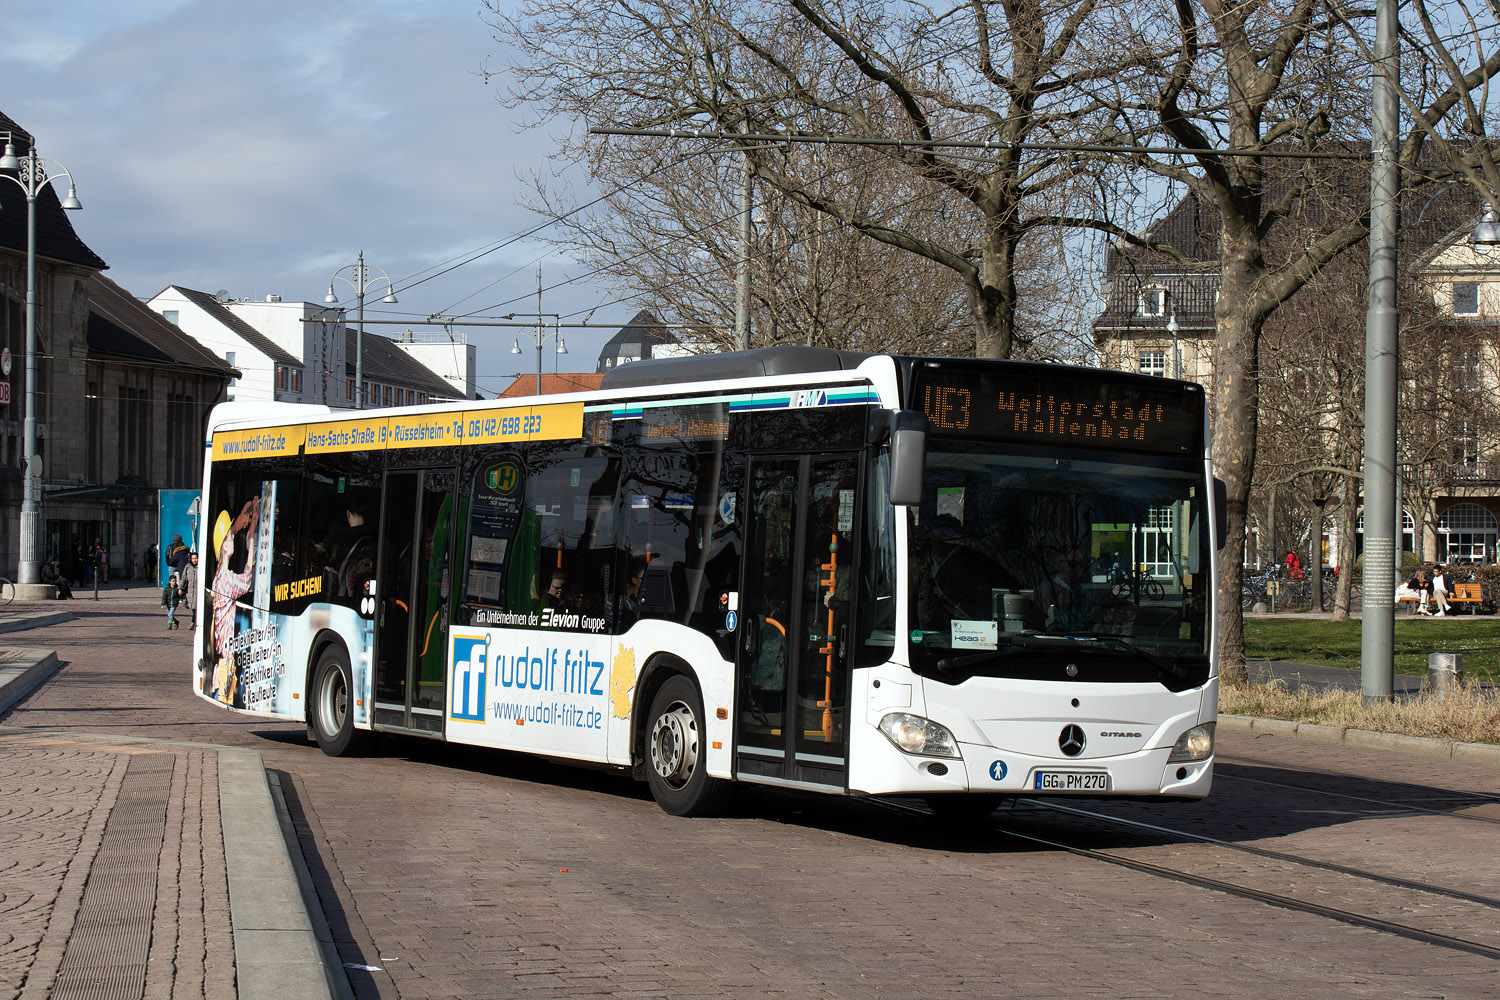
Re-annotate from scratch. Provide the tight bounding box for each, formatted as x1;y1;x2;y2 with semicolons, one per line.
818;533;838;743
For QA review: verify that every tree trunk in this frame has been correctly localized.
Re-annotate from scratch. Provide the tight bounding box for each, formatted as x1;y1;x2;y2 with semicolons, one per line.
970;230;1018;359
1331;475;1359;621
1213;247;1265;687
1310;500;1326;613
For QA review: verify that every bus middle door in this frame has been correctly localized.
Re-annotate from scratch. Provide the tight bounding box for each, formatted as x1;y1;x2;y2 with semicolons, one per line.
373;468;456;736
735;453;859;790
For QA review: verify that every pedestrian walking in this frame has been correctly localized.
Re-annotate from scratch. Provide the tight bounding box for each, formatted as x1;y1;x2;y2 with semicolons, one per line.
72;541;87;587
94;539;109;585
163;573;182;629
180;551;199;626
168;535;192;576
144;543;158;584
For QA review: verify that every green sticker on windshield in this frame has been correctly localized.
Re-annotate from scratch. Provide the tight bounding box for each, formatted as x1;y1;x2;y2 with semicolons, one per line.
910;629;924;644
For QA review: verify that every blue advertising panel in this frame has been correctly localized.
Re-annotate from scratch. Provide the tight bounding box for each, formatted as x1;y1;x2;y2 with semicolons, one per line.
158;489;201;584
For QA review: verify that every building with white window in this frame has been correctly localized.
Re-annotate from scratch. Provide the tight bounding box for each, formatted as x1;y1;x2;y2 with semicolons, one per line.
0;111;236;583
151;288;472;408
1092;182;1500;567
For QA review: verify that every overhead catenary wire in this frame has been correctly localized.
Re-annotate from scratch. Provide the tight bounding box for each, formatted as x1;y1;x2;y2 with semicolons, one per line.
381;32;992;317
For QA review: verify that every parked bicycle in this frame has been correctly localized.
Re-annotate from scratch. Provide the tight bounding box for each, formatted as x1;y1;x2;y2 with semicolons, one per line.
1241;566;1281;610
1105;563;1166;601
0;577;14;605
1243;566;1339;610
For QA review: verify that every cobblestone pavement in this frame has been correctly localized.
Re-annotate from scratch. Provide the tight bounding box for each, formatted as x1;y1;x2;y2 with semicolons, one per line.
4;589;1499;999
0;731;234;1000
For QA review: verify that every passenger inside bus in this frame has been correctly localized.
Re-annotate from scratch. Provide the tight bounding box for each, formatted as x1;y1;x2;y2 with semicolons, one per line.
545;567;569;611
322;499;377;598
607;555;648;631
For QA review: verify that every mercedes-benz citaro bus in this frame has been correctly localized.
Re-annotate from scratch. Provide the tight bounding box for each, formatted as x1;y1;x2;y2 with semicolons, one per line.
191;347;1220;816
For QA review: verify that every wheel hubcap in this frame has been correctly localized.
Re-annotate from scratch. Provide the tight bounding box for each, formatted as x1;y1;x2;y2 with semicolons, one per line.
650;701;698;788
320;668;347;735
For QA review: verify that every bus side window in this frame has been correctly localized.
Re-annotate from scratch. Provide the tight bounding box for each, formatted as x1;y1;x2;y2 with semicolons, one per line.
463;450;529;612
521;446;618;623
303;464;380;607
613;403;732;635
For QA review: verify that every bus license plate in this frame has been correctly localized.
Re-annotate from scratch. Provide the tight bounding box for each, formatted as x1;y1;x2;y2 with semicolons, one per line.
1033;771;1110;792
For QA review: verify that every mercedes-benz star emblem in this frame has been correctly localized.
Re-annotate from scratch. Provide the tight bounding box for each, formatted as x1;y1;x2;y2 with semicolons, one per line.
1059;724;1086;757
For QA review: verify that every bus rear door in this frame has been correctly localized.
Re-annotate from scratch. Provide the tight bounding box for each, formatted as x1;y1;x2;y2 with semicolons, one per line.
736;454;859;790
373;468;456;735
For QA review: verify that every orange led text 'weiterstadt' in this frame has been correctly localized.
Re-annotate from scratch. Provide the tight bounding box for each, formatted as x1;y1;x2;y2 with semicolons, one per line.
998;391;1166;442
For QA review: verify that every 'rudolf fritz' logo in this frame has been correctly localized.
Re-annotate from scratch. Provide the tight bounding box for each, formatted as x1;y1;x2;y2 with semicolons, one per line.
451;635;488;721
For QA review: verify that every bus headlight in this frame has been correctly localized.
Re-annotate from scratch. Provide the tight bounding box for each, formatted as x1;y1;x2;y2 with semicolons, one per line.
878;713;960;758
1168;722;1215;762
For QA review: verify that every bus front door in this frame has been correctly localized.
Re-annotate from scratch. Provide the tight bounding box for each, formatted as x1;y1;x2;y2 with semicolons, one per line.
373;468;456;735
736;454;859;790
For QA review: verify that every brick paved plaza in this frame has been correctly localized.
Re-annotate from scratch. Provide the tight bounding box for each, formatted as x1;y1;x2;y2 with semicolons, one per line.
2;590;1497;999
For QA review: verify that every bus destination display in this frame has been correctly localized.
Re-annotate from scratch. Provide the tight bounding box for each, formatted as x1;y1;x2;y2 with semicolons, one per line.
914;365;1202;454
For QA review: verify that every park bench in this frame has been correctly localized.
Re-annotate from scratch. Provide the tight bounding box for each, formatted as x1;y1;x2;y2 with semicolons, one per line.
1397;580;1484;614
1448;581;1484;613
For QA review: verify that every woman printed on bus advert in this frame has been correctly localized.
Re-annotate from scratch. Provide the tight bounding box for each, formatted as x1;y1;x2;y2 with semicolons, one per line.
209;496;262;707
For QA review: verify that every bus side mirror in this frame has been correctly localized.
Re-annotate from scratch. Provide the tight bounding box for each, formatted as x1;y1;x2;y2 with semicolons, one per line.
888;410;928;507
1214;477;1228;551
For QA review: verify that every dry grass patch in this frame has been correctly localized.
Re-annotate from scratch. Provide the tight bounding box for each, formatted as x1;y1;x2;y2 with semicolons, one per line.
1220;680;1500;745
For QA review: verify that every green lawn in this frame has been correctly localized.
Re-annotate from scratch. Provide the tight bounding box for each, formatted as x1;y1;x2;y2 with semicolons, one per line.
1243;616;1500;682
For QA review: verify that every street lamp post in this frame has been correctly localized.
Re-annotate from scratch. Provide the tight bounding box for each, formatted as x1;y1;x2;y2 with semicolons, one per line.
505;313;567;394
325;250;397;410
0;136;81;591
1166;310;1181;380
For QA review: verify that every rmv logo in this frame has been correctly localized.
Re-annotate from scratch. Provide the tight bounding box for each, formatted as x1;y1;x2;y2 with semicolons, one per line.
451;635;488;721
791;389;826;408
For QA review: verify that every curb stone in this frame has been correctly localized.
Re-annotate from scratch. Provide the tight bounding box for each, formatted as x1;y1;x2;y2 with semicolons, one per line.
0;649;62;714
0;644;334;1000
0;611;76;635
1220;713;1500;763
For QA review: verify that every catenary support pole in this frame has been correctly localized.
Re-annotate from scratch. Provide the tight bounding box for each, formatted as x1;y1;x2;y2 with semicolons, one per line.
735;150;752;352
1361;0;1398;703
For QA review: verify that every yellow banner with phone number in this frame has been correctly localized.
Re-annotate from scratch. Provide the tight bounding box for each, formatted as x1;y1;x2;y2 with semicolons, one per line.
211;402;583;461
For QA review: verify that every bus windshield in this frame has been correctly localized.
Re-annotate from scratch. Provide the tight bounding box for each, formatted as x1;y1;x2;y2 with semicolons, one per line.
906;440;1211;689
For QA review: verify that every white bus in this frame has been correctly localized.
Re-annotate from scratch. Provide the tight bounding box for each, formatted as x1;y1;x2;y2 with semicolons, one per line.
192;347;1220;816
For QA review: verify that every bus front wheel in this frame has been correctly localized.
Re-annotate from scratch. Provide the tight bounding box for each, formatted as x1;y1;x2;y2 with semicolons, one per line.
311;646;371;757
644;676;731;816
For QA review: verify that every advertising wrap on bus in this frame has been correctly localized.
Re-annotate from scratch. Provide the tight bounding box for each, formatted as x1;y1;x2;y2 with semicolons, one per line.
447;628;619;760
197;475;374;725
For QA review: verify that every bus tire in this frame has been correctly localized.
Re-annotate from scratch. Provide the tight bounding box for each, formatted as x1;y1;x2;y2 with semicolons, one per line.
311;646;371;757
644;675;731;817
924;794;1006;823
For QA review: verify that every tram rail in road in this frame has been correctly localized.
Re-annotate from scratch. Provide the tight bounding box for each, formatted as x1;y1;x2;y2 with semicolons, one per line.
1216;754;1500;825
876;796;1500;964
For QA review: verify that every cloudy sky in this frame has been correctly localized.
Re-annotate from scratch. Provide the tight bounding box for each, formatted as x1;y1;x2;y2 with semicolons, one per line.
4;0;626;395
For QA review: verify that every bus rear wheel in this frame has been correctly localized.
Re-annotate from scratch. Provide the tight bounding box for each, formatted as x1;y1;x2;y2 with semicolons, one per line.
311;646;371;757
644;675;731;817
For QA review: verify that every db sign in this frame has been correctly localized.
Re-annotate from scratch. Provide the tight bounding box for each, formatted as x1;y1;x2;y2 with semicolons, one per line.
0;380;9;405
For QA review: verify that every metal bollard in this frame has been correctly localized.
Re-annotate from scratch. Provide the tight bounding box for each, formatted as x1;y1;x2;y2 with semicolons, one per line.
1427;652;1463;699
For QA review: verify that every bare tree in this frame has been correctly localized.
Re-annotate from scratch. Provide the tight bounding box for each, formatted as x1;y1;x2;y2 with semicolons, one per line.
514;134;975;353
490;0;1158;359
1097;0;1500;682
